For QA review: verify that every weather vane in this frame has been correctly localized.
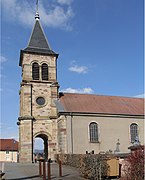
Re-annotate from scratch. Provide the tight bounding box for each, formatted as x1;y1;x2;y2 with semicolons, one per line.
35;0;40;20
36;0;38;12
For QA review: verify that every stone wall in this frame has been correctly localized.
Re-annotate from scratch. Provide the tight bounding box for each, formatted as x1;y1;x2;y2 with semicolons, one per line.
57;116;67;153
18;51;59;162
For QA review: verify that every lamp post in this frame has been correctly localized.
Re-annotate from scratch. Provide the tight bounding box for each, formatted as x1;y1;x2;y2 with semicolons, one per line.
12;139;16;162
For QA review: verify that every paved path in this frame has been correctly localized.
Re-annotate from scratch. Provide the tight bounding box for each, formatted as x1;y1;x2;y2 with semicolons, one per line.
3;162;86;180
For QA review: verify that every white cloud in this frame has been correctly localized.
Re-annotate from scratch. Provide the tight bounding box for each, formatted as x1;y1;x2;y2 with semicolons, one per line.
134;94;145;98
69;65;88;74
69;61;89;74
0;55;7;63
1;0;74;30
57;0;73;5
61;87;94;94
40;5;73;30
1;0;33;26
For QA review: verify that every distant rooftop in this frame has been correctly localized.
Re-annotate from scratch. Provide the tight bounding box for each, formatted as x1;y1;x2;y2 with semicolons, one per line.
0;139;18;151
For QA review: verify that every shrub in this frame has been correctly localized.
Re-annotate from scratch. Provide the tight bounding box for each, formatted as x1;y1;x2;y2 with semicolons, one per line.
123;146;144;180
80;154;109;180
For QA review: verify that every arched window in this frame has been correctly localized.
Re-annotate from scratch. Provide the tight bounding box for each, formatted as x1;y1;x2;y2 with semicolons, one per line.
130;123;139;143
32;62;39;80
42;63;48;80
89;122;98;142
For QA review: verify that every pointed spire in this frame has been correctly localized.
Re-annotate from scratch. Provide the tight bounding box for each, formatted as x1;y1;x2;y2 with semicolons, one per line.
35;0;40;20
19;0;58;66
27;20;50;49
22;17;58;57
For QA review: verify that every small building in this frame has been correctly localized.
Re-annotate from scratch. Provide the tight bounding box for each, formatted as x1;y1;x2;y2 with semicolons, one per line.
0;139;19;162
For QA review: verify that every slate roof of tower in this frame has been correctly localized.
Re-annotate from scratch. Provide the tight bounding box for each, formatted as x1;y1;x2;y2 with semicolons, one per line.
0;139;18;151
24;20;56;55
19;19;58;66
57;93;144;116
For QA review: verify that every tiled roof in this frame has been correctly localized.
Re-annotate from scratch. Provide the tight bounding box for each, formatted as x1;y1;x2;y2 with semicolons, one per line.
0;139;18;151
59;93;144;116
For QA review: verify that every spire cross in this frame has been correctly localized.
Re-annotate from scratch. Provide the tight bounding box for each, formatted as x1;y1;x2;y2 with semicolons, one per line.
35;0;40;20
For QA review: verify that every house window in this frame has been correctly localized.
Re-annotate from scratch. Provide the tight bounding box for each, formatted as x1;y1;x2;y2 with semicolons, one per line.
130;123;139;143
6;150;9;154
6;157;10;161
32;62;39;80
42;63;48;80
89;122;98;142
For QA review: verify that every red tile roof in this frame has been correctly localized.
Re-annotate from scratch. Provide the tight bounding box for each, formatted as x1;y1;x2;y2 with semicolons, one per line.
59;93;144;115
0;139;18;151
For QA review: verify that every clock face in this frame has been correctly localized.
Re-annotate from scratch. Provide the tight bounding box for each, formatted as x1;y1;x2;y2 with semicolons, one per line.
36;97;45;106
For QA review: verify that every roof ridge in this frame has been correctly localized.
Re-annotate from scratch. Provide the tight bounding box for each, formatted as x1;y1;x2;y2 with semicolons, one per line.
61;92;144;99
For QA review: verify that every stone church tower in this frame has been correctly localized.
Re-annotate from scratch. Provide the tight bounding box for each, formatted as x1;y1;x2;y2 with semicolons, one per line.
17;10;59;162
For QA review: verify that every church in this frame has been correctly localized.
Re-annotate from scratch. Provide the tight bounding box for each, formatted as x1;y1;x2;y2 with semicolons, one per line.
17;8;144;162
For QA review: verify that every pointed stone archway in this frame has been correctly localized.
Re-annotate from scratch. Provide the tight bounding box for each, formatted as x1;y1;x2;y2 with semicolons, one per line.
34;132;52;160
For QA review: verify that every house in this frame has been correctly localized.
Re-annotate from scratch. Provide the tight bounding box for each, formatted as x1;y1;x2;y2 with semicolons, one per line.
0;139;18;162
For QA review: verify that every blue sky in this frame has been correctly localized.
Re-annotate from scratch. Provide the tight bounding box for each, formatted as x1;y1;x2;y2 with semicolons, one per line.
0;0;144;148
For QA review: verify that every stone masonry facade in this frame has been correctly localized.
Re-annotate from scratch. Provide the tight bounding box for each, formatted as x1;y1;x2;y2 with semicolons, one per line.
18;53;59;162
57;115;67;153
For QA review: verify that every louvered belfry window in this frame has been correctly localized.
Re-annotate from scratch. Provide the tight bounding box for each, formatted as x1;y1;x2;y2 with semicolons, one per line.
32;62;39;80
89;122;98;142
42;63;48;80
130;123;139;143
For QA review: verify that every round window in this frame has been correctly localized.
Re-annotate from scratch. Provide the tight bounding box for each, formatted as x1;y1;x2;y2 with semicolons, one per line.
36;97;45;106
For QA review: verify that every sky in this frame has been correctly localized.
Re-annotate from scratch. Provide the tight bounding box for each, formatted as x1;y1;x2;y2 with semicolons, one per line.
0;0;144;149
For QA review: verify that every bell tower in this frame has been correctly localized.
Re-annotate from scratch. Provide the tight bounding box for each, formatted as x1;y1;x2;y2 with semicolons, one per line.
17;4;59;162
